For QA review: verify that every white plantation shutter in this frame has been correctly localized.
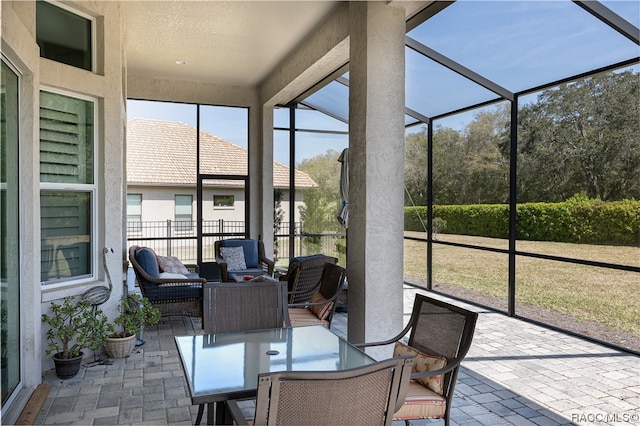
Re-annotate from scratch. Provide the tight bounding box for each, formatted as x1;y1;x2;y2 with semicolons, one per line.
39;90;95;284
40;91;93;184
40;191;92;281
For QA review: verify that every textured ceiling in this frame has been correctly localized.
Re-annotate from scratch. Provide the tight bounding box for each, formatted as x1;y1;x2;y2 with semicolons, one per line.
123;1;340;86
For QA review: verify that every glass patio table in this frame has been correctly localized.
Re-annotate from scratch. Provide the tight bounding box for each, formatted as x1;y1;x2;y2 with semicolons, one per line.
175;325;376;425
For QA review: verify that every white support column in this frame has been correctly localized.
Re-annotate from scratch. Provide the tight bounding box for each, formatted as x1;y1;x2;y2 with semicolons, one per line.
347;2;406;349
259;105;275;256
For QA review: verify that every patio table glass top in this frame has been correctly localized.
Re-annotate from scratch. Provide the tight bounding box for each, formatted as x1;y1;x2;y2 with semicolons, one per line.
175;325;376;405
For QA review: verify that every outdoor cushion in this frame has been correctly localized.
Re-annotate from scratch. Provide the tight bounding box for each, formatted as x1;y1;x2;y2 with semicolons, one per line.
135;247;160;279
288;253;326;265
221;239;259;268
226;268;267;278
249;275;278;282
159;272;188;279
158;255;190;275
308;291;333;320
220;246;247;270
288;308;329;328
146;283;202;301
393;342;447;395
393;380;446;420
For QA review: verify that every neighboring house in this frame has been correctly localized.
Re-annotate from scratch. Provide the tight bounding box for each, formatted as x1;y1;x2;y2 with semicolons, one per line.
126;118;316;233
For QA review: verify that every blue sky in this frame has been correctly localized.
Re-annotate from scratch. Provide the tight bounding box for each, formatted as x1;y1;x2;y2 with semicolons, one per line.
127;100;248;148
127;0;639;167
127;99;348;166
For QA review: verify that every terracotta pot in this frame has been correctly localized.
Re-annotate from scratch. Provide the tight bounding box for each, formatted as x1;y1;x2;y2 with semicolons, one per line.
105;333;137;358
53;351;84;379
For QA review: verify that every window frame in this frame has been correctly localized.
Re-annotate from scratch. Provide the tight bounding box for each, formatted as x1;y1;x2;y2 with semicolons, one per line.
36;0;97;73
174;194;193;233
39;86;98;287
127;193;142;235
213;194;235;208
1;55;23;409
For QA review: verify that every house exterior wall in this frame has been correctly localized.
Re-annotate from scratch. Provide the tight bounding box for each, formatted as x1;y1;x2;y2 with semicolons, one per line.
125;75;269;246
127;185;304;226
1;1;126;422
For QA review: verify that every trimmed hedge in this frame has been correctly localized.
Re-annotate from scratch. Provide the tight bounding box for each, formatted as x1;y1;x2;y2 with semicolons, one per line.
405;199;640;246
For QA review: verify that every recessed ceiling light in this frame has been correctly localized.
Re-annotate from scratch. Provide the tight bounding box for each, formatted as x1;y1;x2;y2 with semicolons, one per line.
175;60;187;65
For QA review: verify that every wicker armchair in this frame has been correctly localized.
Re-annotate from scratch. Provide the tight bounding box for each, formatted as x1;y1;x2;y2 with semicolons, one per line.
355;294;478;426
128;246;205;317
226;356;415;426
214;239;274;282
279;254;337;303
288;262;345;328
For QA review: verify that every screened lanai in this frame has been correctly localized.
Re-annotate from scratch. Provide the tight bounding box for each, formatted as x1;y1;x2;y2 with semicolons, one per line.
275;0;640;353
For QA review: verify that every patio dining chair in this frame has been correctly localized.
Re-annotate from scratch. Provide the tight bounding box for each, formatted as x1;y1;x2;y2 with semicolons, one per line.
279;254;337;303
287;262;346;328
196;280;290;425
205;280;290;333
355;294;478;426
226;356;415;426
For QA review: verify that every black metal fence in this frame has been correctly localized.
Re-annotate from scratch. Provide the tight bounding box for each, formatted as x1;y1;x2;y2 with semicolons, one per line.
127;220;346;266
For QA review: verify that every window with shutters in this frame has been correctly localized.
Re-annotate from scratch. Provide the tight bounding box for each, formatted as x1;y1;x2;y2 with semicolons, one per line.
127;194;142;235
175;194;193;232
40;89;96;285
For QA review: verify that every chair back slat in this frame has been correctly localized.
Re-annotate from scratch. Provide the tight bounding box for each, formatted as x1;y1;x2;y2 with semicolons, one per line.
408;296;475;360
410;304;467;360
317;262;346;300
252;356;413;426
209;281;290;333
285;255;337;304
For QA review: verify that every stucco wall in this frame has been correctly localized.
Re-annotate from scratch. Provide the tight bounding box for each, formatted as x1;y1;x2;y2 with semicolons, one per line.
127;185;303;226
1;2;126;419
2;3;42;419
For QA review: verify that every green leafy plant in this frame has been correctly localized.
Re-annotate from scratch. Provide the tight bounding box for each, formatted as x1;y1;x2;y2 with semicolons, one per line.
112;294;161;338
432;217;447;239
42;296;112;359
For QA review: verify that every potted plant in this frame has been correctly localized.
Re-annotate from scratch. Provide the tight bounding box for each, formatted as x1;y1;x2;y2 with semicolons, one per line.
106;293;161;358
41;296;112;379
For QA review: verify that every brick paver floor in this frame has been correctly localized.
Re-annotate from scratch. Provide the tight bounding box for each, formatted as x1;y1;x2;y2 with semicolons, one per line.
35;285;639;425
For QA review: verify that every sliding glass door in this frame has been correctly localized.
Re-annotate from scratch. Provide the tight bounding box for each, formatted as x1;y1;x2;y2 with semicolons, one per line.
1;59;21;406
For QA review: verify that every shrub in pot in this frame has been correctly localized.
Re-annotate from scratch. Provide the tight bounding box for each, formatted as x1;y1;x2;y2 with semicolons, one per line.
41;296;112;379
106;294;161;358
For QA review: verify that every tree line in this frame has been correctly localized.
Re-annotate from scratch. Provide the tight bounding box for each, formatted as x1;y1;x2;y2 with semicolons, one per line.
296;69;639;234
405;69;639;206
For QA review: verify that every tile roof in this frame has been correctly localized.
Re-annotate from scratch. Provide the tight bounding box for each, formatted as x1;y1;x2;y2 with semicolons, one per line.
127;118;317;189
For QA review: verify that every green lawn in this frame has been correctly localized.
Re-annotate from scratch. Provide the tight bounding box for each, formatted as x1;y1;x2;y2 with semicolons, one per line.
404;234;640;338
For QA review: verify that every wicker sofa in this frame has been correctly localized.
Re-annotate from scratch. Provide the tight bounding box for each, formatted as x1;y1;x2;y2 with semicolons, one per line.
128;245;206;317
